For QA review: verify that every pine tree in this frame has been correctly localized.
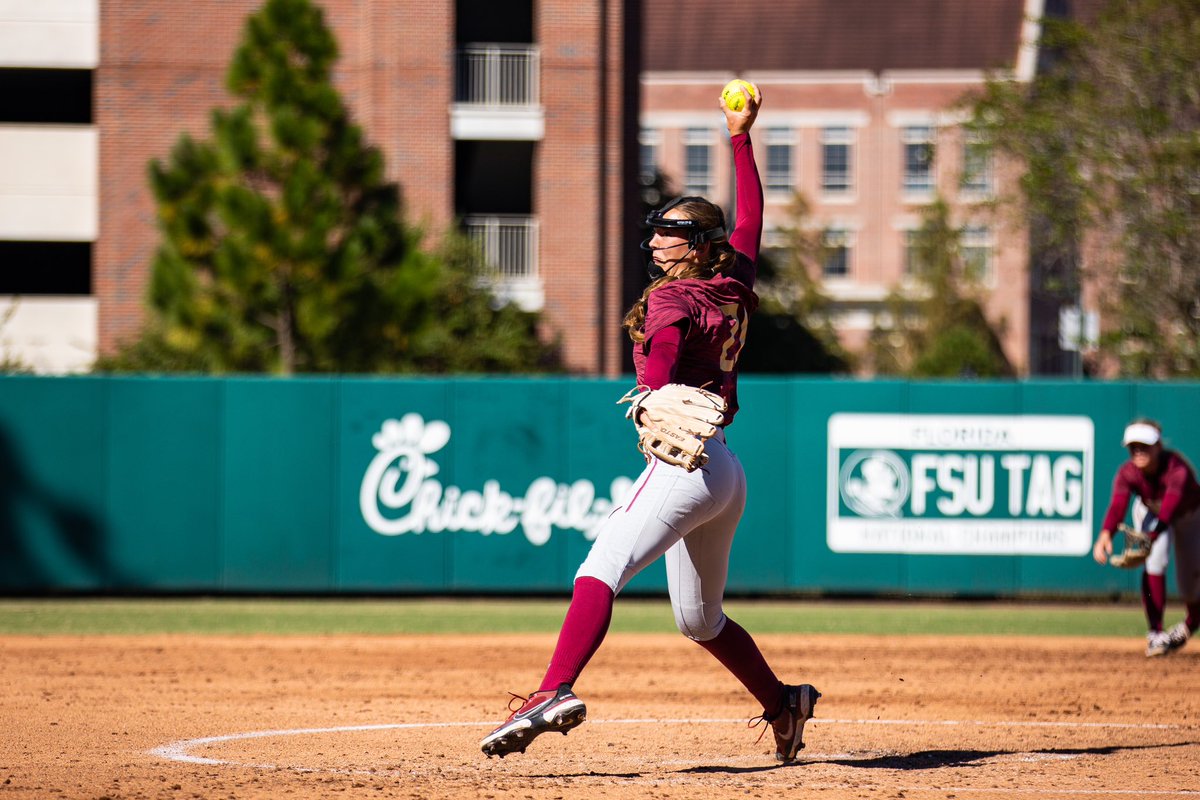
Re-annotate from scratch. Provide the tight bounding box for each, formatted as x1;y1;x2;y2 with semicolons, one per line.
102;0;558;375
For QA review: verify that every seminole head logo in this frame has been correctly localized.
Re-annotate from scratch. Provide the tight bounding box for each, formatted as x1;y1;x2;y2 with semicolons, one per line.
839;450;910;518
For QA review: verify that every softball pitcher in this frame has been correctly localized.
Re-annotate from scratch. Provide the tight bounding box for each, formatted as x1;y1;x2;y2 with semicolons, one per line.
481;83;821;763
1093;419;1200;656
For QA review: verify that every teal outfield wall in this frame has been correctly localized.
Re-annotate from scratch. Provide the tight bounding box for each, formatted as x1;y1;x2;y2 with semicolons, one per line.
1;376;1197;597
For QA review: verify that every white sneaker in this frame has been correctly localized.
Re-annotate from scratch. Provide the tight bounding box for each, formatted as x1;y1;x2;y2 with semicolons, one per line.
1166;622;1191;653
1146;630;1171;657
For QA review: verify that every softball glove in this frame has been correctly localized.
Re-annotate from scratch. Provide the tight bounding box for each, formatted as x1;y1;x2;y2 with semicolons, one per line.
617;383;727;472
1109;523;1152;569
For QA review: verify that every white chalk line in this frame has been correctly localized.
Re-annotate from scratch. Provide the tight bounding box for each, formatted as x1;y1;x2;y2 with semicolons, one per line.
147;714;1190;786
151;722;477;766
151;716;1185;763
149;716;1186;766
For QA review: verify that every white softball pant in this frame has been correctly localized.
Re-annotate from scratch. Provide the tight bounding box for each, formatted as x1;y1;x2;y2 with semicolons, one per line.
1134;498;1200;602
1133;498;1172;577
576;432;747;642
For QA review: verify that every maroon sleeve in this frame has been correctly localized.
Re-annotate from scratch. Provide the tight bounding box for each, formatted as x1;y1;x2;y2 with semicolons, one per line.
1157;454;1191;524
642;322;685;389
1101;463;1135;532
727;132;763;287
642;283;692;341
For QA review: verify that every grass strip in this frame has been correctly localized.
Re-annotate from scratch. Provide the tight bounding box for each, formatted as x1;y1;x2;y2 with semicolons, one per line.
0;597;1149;637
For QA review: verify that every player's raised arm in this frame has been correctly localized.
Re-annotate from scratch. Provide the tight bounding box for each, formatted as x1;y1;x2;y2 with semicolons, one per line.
719;82;764;282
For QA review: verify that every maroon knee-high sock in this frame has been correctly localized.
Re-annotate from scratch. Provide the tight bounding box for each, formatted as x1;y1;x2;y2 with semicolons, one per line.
1142;572;1167;631
538;577;614;692
696;617;784;715
1186;603;1200;633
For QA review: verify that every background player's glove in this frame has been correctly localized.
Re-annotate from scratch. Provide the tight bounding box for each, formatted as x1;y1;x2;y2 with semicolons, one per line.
1109;523;1152;569
617;384;727;472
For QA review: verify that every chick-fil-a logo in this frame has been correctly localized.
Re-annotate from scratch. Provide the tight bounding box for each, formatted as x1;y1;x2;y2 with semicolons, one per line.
359;414;634;546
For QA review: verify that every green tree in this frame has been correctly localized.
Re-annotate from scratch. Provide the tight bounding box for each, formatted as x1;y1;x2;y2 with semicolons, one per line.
102;0;558;375
968;0;1200;377
0;302;34;374
868;199;1012;378
742;193;851;373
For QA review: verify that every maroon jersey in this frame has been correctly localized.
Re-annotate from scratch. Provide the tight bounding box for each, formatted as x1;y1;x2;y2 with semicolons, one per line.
632;133;762;425
1101;450;1200;532
633;268;758;424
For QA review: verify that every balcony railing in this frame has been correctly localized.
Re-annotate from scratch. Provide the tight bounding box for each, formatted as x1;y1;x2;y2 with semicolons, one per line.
464;215;538;280
455;44;540;107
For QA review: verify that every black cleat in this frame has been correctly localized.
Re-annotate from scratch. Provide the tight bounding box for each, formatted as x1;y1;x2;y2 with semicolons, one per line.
481;684;586;758
755;684;820;763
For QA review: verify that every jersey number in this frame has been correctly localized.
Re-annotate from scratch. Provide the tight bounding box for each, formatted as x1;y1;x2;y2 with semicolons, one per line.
718;303;749;372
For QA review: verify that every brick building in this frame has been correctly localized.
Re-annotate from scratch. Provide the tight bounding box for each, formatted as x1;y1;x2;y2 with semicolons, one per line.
0;0;97;372
0;0;638;376
98;0;638;375
2;0;1092;378
640;0;1045;375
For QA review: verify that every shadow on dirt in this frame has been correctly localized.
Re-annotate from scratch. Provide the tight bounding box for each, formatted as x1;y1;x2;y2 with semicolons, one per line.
522;740;1198;779
674;740;1197;774
818;740;1196;770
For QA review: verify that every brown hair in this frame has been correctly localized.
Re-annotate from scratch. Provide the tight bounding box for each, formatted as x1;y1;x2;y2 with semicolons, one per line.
623;198;736;343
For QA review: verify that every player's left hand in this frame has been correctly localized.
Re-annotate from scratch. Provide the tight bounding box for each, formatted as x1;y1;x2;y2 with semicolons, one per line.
618;383;727;472
1109;524;1152;569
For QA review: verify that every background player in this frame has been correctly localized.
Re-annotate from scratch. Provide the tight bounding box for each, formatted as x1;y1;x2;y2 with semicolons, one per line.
1093;419;1200;656
480;82;820;763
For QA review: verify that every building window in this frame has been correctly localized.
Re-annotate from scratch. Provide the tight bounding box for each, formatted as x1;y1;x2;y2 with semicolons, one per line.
454;44;540;107
902;125;935;194
683;128;712;195
639;128;660;185
760;228;790;272
821;126;853;194
454;140;533;215
764;127;794;196
903;230;924;276
0;242;91;294
0;69;92;124
961;133;993;195
464;215;539;279
822;229;852;278
961;225;993;283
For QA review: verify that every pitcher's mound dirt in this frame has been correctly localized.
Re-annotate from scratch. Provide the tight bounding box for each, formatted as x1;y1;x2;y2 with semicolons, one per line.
3;633;1197;799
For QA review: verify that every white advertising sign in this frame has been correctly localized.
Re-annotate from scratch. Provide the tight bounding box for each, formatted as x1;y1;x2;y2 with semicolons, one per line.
827;414;1094;555
360;414;634;546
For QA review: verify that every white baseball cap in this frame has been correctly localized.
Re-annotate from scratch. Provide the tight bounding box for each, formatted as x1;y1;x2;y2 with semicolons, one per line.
1122;422;1161;447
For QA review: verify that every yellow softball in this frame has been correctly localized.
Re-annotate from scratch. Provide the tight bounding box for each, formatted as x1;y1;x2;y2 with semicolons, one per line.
721;79;758;112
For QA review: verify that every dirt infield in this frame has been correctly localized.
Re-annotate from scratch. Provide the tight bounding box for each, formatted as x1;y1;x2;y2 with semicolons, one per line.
2;631;1198;799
